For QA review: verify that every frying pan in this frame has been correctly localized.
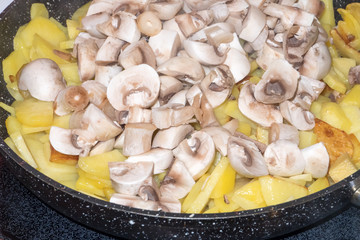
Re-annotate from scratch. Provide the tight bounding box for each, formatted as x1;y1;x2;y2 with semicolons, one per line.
0;0;360;239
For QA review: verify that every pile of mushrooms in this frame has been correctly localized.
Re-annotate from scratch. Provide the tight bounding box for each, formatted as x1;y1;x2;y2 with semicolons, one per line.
18;0;334;213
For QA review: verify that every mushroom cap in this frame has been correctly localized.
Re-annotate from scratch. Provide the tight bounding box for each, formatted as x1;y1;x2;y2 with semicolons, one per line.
54;86;90;116
279;100;315;131
238;82;283;128
173;130;215;180
18;58;66;101
227;136;269;178
109;161;154;195
302;142;329;178
81;80;108;107
238;5;266;42
223;48;251;83
264;139;306;177
183;39;227;66
120;38;157;69
49;126;82;156
269;122;299;145
254;59;299;104
152;124;194;150
96;36;124;65
107;64;160;111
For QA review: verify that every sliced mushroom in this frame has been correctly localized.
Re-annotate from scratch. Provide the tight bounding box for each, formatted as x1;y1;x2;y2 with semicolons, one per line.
175;10;213;37
184;0;222;11
114;131;125;149
152;124;194;149
256;43;285;71
200;64;234;108
158;196;182;213
112;0;150;15
238;82;283;128
223;48;251;83
125;148;173;174
162;18;187;43
122;123;156;156
239;5;266;42
81;12;110;38
254;59;299;104
222;119;239;135
264;139;305;176
227;136;269;178
269;122;299;145
89;138;115;156
151;104;195;129
159;76;184;104
249;25;269;51
136;11;162;37
202;126;232;156
280;100;315;131
295;0;324;17
173;131;215;180
299;41;332;80
107;64;160;111
95;37;124;65
210;2;229;23
95;65;123;87
77;39;99;81
54;86;89;116
183;39;227;66
109;161;154;195
167;89;188;106
292;75;325;110
86;0;113;16
117;106;152;124
192;94;220;128
302;142;329;178
81;80;107;107
160;159;195;199
49;126;83;156
110;193;159;211
18;58;66;101
149;0;184;20
157;56;205;84
148;30;181;66
119;38;157;69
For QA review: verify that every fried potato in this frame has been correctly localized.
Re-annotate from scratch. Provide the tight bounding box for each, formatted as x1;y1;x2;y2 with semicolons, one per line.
313;118;353;165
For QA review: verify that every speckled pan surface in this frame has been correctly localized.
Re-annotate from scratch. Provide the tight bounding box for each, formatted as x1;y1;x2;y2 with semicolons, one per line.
0;0;360;239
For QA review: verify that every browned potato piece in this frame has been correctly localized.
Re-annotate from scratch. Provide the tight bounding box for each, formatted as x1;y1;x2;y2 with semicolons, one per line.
50;145;79;166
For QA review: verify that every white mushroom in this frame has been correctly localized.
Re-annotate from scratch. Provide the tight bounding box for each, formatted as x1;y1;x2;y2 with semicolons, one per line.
117;106;152;125
299;41;332;80
158;76;184;104
292;75;326;110
109;161;154;195
136;11;162;37
223;48;251;83
279;100;315;131
54;86;89;116
173;130;215;180
148;30;181;66
81;80;107;107
89;138;115;156
302;142;329;178
167;89;188;106
254;59;299;104
160;159;195;199
125;148;173;174
157;56;205;84
149;0;184;21
95;37;124;65
264;140;306;177
18;58;66;101
152;124;194;149
269;122;299;145
175;10;214;37
77;39;99;81
49;126;83;156
107;64;160;111
81;12;110;38
239;5;266;42
295;0;324;17
202;126;232;156
238;82;283;128
210;2;229;22
183;39;227;66
119;38;157;69
256;43;285;71
162;18;186;43
122;123;157;156
110;193;159;211
95;65;123;87
151;104;195;129
227;136;269;178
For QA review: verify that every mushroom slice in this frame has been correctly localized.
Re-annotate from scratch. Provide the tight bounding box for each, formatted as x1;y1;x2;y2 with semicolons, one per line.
239;5;266;42
295;0;324;17
86;0;113;16
117;106;152;125
119;38;157;69
163;18;187;43
210;3;229;23
49;126;82;156
299;41;332;80
18;58;66;101
175;10;213;37
81;80;107;107
192;94;220;128
159;196;182;213
122;123;156;156
95;65;123;87
125;148;173;174
223;48;251;83
173;131;215;180
110;193;159;211
349;65;360;86
238;83;283;128
283;25;318;67
227;136;269;178
167;89;188;106
159;76;183;104
107;64;160;111
200;65;235;108
249;25;268;52
151;104;195;129
109;161;154;195
77;39;99;82
202;126;232;156
184;0;223;11
222;119;239;135
183;39;227;66
148;30;181;66
185;84;202;106
89;138;115;156
302;142;329;178
280;100;315;131
152;124;194;150
254;59;299;104
81;12;110;38
149;0;184;20
96;36;124;65
112;0;150;15
269;122;299;145
160;159;195;199
264;140;306;177
114;131;125;149
256;43;285;71
292;75;325;110
54;86;89;116
234;131;267;154
157;56;205;84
